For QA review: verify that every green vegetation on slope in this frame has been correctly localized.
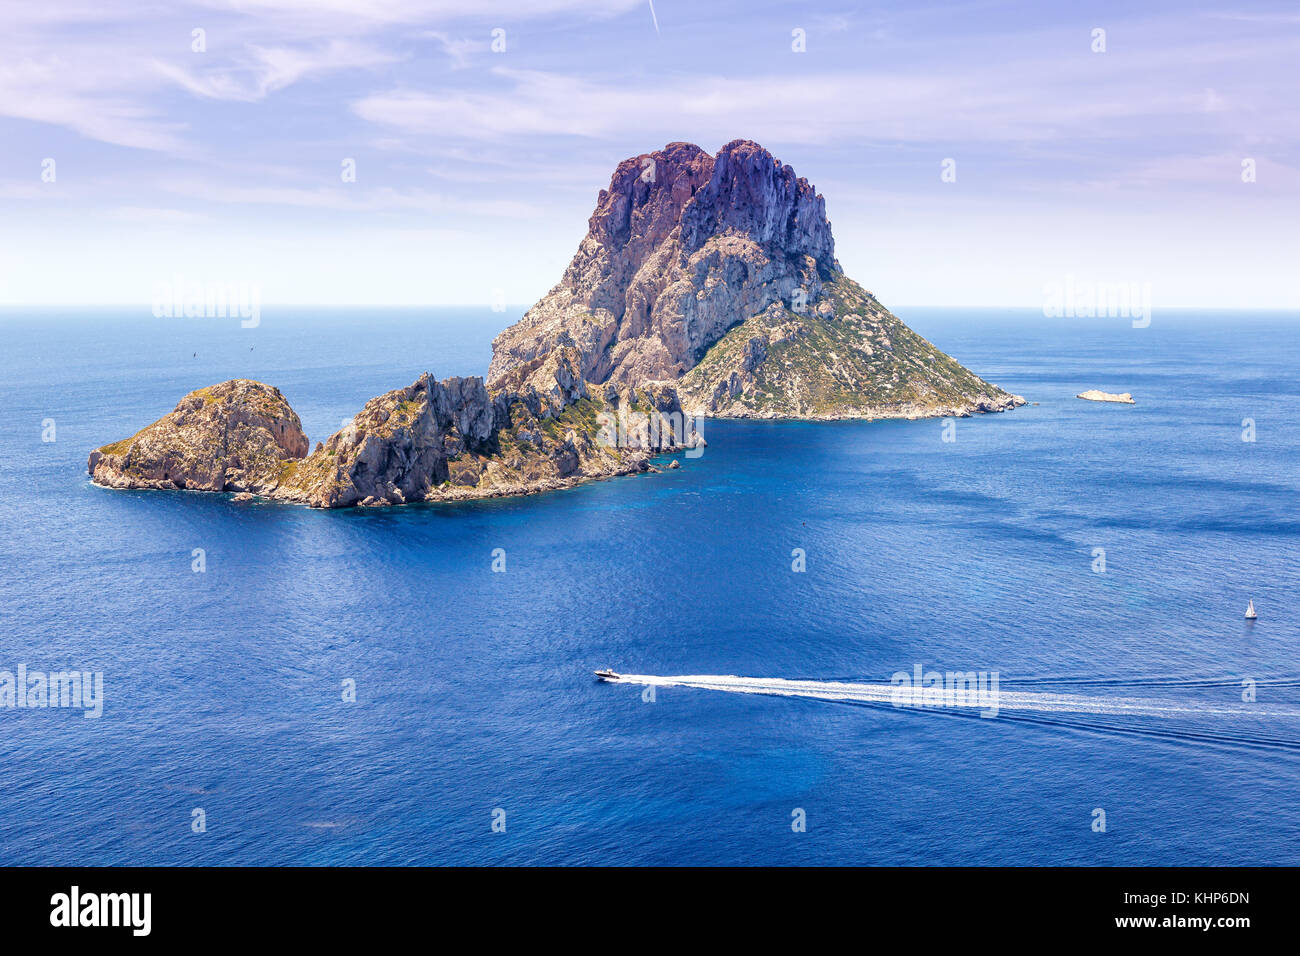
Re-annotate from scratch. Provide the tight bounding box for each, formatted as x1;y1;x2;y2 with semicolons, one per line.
678;275;1017;418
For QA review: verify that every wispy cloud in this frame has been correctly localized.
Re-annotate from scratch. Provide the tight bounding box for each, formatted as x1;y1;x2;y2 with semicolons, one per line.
0;56;188;151
352;41;1286;150
154;40;401;102
416;31;485;69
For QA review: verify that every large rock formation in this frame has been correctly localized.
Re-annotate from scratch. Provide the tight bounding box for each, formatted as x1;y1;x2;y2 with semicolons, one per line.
87;380;308;493
488;139;1022;419
272;364;678;508
89;138;1023;508
90;367;699;508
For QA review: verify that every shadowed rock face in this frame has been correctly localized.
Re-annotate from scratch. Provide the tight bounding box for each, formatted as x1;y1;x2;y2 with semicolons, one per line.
274;363;694;508
87;380;308;493
273;372;497;508
488;139;1023;420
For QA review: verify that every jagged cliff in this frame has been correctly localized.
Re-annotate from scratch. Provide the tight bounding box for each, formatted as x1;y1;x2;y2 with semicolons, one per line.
489;139;1022;419
273;355;694;508
89;362;698;508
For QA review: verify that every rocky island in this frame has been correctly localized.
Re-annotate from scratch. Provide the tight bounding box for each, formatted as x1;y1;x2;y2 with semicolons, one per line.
90;139;1022;508
489;140;1023;420
89;358;694;508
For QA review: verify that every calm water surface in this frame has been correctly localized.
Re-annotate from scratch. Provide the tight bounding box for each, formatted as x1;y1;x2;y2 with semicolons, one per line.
1;306;1297;865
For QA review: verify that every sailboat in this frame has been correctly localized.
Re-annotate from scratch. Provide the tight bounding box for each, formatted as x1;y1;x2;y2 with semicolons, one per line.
1245;600;1257;620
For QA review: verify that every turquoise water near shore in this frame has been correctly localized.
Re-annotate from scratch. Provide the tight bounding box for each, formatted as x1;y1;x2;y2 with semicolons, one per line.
1;306;1298;865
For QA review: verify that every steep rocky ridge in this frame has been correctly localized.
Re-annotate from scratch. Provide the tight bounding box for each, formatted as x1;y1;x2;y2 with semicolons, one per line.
90;364;699;508
488;139;1022;419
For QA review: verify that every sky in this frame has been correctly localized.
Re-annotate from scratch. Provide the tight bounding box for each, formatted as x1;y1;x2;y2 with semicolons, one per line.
0;0;1297;308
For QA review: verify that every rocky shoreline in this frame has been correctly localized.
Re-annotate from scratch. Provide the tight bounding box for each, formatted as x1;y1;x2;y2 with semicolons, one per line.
691;394;1024;422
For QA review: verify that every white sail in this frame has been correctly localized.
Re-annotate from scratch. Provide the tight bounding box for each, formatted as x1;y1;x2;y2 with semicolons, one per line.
1246;600;1257;619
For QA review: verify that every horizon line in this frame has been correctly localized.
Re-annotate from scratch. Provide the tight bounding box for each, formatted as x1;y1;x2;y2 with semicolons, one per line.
2;303;1298;313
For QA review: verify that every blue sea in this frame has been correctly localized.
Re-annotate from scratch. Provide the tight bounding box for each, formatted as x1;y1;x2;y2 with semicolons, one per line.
1;306;1298;866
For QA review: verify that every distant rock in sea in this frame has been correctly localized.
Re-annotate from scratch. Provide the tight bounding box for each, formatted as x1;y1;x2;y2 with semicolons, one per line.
488;139;1024;420
1077;390;1136;404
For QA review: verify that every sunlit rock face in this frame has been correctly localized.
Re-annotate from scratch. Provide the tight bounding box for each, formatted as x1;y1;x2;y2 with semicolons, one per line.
488;139;838;389
488;139;1023;420
87;380;308;494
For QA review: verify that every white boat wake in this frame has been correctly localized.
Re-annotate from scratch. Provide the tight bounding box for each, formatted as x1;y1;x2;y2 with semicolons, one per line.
603;673;1300;720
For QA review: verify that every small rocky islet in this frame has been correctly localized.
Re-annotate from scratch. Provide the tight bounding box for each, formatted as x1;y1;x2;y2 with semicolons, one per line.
89;139;1024;508
88;356;695;509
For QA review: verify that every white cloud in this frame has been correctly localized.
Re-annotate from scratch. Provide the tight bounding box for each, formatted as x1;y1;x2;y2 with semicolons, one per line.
351;64;1203;148
154;40;401;102
346;19;1300;162
0;56;189;151
0;0;645;149
417;31;484;69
